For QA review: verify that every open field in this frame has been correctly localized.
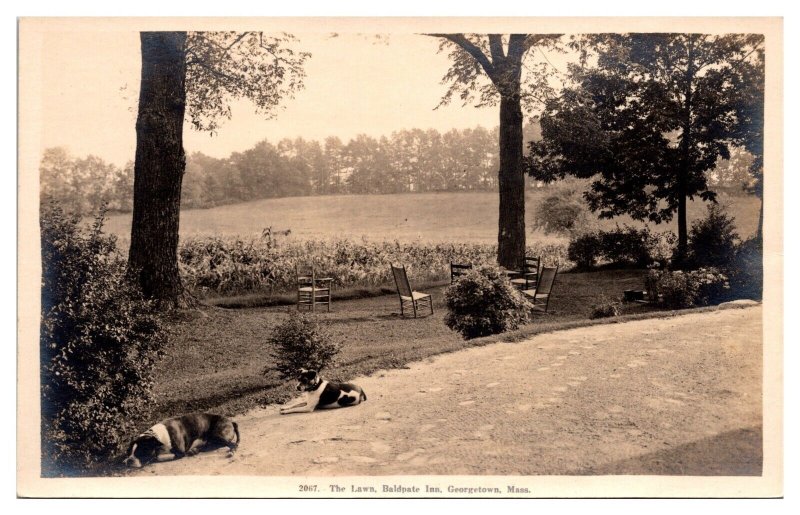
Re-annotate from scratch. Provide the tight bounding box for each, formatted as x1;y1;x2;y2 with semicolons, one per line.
103;190;762;244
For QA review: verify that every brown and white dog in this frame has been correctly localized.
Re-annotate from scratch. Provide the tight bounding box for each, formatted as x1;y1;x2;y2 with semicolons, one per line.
280;369;367;414
123;413;240;468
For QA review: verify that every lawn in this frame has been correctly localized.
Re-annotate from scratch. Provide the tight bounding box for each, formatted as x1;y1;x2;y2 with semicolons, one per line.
150;268;661;422
102;190;761;245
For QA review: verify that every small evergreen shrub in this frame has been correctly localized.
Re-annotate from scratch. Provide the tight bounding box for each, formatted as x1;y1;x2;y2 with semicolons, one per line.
40;204;166;476
443;265;531;340
267;311;340;379
687;204;740;269
567;232;602;270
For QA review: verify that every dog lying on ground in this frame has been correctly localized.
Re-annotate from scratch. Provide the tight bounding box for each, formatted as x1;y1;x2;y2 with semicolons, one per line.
280;369;367;414
123;413;240;468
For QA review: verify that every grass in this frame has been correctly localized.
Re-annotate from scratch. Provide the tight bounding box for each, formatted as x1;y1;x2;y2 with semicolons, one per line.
103;190;761;245
150;269;667;422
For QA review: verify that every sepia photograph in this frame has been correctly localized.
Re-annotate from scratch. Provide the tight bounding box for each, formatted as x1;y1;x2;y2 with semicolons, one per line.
17;16;783;498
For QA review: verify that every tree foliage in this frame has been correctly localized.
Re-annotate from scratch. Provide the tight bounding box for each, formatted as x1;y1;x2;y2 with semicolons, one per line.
433;34;563;113
526;33;764;253
185;32;310;132
42;123;542;214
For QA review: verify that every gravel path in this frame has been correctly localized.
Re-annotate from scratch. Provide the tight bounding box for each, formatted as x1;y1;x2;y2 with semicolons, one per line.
134;306;762;477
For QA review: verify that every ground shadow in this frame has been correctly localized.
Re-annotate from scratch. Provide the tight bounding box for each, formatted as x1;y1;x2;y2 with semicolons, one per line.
573;426;762;476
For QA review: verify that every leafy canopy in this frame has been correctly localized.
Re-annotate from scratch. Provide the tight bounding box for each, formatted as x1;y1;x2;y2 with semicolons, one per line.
185;32;310;132
526;33;764;224
432;34;563;111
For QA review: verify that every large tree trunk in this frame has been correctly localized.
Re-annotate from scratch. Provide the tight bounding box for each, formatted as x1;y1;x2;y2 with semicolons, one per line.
127;32;190;307
496;93;526;270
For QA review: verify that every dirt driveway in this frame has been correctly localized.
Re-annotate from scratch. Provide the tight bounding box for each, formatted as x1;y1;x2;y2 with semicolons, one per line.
134;306;762;477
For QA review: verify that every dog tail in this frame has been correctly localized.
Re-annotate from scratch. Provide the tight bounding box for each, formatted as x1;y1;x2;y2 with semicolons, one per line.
360;389;367;402
232;421;241;446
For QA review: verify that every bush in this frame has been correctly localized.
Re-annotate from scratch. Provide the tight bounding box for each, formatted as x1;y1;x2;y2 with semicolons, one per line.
728;237;763;300
590;298;621;319
443;265;532;339
567;232;602;270
647;230;678;269
646;267;730;309
600;226;654;267
40;204;166;475
267;311;340;379
687;204;740;269
532;185;595;236
568;226;676;270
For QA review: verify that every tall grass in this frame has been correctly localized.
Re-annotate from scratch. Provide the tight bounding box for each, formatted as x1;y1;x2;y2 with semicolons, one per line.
178;236;571;298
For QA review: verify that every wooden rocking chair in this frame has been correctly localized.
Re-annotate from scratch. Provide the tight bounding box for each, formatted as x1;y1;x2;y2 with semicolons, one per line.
522;265;559;314
391;264;434;318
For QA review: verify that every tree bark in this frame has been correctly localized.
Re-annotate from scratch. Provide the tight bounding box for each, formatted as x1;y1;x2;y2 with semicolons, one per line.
127;32;190;307
675;38;696;266
497;92;526;270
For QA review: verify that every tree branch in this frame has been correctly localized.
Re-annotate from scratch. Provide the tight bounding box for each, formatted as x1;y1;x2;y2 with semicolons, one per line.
427;33;496;78
488;34;505;64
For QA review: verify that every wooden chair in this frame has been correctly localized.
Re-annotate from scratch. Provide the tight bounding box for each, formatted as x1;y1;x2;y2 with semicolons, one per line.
450;262;472;284
391;264;434;318
522;265;558;313
509;256;540;290
296;264;332;312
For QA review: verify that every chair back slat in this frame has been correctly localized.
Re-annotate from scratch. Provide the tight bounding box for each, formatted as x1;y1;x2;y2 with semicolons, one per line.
523;256;540;275
296;263;314;286
536;266;559;295
450;263;472;283
391;265;413;297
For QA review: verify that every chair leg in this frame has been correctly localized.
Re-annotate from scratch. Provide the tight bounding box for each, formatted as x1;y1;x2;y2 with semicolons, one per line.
429;297;434;315
412;300;418;318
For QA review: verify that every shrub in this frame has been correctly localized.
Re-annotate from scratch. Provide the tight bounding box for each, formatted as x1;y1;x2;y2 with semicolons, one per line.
568;226;676;270
443;265;531;339
728;237;762;300
647;230;678;269
40;204;166;476
646;267;730;309
687;204;740;269
532;185;595;236
590;298;621;319
267;311;340;379
567;232;602;270
600;225;654;267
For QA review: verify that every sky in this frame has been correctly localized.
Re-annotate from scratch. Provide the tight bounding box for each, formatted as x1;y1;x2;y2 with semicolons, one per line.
38;31;525;167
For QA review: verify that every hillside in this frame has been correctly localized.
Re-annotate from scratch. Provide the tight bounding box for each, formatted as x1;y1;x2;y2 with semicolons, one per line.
103;190;761;245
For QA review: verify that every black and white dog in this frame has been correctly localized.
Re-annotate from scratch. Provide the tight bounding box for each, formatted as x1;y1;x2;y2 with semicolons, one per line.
123;413;240;468
280;369;367;414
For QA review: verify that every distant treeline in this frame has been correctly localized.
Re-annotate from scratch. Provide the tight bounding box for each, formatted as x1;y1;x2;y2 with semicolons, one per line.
40;123;756;215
